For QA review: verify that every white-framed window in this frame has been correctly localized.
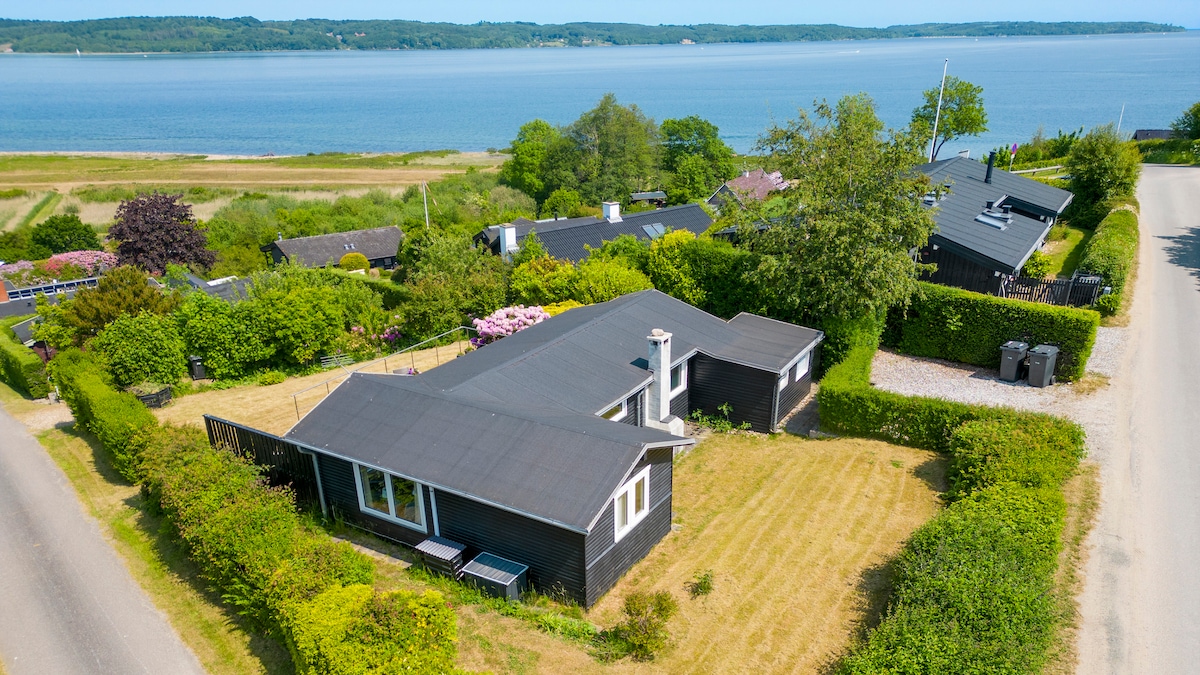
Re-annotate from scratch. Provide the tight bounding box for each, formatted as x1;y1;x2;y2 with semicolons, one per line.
614;466;651;542
353;463;426;532
601;399;628;422
669;362;687;398
794;351;811;382
778;373;788;392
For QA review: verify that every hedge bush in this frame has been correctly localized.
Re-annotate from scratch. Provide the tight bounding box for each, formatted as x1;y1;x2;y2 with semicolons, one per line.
947;418;1086;501
1079;208;1139;299
885;282;1099;381
50;349;158;481
839;486;1065;674
0;328;50;398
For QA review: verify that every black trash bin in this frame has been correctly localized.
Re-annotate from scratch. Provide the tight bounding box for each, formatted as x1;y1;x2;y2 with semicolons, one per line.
999;341;1029;382
1027;345;1059;388
187;355;206;380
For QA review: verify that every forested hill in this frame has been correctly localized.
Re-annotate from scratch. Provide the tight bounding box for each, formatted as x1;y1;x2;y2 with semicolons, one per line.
0;17;1185;53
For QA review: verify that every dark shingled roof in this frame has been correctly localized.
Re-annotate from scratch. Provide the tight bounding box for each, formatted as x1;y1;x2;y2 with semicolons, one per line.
262;226;402;267
476;204;712;262
419;289;823;416
287;373;688;532
918;157;1074;273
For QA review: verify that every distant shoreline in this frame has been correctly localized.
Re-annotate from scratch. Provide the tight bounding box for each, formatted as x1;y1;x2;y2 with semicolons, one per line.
0;18;1185;54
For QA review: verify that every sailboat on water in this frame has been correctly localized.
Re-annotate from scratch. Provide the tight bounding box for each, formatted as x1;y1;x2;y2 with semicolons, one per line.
76;48;81;57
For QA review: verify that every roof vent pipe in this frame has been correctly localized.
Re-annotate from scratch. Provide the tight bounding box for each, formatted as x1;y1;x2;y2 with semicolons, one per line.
985;151;996;184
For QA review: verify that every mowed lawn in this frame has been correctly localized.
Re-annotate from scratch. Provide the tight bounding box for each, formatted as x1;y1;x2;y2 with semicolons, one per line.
585;434;946;674
154;340;471;435
1044;224;1094;278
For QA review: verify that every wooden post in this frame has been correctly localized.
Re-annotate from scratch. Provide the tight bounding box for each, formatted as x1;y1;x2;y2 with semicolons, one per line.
294;396;300;420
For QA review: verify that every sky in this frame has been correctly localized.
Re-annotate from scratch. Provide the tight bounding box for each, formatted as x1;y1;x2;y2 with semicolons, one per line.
4;0;1198;28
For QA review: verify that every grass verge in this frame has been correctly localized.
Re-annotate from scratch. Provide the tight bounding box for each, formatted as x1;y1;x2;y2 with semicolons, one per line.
1044;224;1094;278
1045;462;1102;675
15;191;61;229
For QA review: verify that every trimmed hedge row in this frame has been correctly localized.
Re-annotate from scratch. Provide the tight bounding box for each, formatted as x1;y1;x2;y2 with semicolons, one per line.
50;351;463;674
1079;208;1139;312
885;281;1100;381
0;328;51;399
820;336;1086;674
51;349;158;481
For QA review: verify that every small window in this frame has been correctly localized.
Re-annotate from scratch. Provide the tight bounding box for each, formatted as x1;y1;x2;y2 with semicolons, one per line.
614;466;652;541
601;400;628;421
354;463;426;532
669;363;686;397
794;352;811;382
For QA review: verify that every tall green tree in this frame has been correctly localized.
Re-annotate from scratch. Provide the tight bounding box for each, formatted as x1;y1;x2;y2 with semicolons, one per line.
1065;123;1142;207
1171;101;1200;140
63;265;182;340
498;119;559;202
660;116;737;203
911;76;988;160
751;94;936;334
31;214;102;254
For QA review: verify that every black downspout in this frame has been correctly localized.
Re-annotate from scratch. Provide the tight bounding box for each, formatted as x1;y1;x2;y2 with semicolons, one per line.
985;151;996;184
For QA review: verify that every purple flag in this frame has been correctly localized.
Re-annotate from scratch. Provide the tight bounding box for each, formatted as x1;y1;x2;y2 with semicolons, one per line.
1011;143;1019;154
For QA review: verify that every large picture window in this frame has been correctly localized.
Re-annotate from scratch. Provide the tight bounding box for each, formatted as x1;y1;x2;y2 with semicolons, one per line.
354;463;426;532
614;466;651;542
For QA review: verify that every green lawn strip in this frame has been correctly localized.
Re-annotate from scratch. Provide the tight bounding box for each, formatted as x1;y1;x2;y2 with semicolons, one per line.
15;191;61;229
1046;226;1094;278
31;423;291;675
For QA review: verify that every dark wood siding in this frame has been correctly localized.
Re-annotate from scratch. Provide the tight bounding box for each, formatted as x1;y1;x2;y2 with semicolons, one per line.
435;491;588;604
205;416;321;507
774;349;818;429
583;447;674;606
689;354;778;433
620;390;643;427
920;246;1003;295
317;453;431;547
669;378;690;420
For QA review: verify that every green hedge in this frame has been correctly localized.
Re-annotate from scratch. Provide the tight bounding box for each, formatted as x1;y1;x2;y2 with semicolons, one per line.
0;329;50;398
885;282;1100;381
50;349;158;481
1079;208;1139;312
820;333;1086;673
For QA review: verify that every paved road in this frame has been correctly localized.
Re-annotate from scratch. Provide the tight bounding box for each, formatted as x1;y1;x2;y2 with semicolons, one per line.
1078;165;1200;673
0;407;205;674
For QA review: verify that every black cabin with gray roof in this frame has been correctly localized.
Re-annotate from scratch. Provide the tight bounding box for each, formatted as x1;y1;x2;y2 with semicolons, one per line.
916;154;1074;294
260;226;403;269
219;290;821;606
475;202;712;263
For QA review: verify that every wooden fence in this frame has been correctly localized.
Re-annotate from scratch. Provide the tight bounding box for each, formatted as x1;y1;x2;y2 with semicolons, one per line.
204;415;321;509
997;273;1103;307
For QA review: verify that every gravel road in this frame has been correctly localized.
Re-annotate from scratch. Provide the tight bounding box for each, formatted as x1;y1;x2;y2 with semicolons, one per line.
0;407;205;674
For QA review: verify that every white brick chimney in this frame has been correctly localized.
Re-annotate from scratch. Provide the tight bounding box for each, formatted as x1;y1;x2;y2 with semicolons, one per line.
602;201;622;222
498;224;518;261
646;328;685;435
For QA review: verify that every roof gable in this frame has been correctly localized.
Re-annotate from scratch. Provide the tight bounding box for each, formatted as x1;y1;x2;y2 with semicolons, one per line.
266;226;403;267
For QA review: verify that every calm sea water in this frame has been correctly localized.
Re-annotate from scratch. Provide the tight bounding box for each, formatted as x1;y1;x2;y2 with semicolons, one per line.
1;31;1197;156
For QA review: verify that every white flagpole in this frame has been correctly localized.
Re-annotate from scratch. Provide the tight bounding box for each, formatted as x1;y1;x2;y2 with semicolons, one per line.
929;59;949;162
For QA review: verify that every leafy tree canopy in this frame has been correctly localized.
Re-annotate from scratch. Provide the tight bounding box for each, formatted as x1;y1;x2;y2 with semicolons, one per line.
1065;123;1143;207
93;311;187;388
751;94;936;327
911;76;988;160
1171;101;1200;140
661;116;737;204
499;120;559;202
109;193;217;274
31;214;102;255
64;265;182;340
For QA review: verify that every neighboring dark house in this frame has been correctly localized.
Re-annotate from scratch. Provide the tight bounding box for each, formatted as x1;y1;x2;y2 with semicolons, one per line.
916;153;1074;294
223;289;821;607
260;226;403;269
1133;129;1174;141
0;277;98;319
630;191;667;208
707;169;790;210
475;202;712;263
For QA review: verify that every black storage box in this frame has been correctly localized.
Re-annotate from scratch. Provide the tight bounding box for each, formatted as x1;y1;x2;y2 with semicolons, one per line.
461;552;528;602
414;537;467;579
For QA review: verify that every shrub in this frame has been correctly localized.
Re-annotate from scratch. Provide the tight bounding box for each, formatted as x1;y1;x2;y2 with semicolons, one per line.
509;255;579;306
258;370;287;386
885;282;1099;381
0;329;51;398
176;292;273;380
31;214;102;255
597;591;679;662
94;312;188;388
470;305;550;347
947;418;1085;500
1065;123;1142;208
64;265;182;340
1092;292;1121;317
685;570;714;599
289;585;460;675
1020;249;1053;279
573;258;652;304
338;252;370;271
1079;208;1139;300
543;299;583;316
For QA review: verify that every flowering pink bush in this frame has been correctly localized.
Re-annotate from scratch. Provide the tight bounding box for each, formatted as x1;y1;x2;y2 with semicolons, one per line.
43;251;118;276
471;305;551;347
0;260;34;279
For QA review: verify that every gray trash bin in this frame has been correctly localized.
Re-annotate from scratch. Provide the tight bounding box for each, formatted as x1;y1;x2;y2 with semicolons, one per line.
1027;345;1059;388
187;355;206;380
999;341;1029;382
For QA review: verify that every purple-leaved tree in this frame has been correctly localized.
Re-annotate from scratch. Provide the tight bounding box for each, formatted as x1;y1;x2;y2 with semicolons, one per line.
109;193;216;274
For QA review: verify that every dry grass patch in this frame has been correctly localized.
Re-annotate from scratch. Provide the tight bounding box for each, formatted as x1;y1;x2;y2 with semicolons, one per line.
589;434;946;674
1045;462;1101;675
154;341;471;434
1071;373;1111;396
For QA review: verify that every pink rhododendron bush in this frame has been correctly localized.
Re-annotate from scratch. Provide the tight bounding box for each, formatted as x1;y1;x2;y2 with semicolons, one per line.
471;305;550;347
0;251;117;286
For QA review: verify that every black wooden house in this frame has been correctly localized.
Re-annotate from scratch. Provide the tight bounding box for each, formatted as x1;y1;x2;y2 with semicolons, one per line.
216;290;821;606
